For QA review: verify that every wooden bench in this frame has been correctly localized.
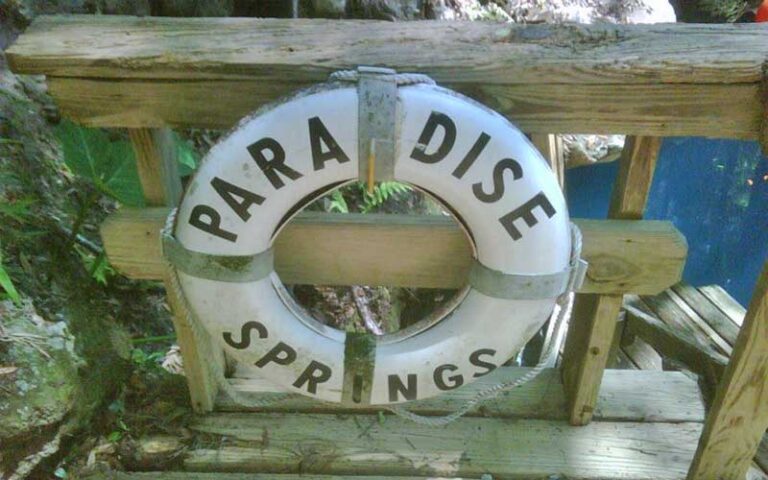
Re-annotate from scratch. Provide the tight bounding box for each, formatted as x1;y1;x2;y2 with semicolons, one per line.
8;16;768;480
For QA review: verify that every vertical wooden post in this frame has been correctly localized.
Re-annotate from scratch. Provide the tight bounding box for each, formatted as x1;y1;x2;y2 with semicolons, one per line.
561;135;662;425
128;128;220;413
687;262;768;480
530;134;565;187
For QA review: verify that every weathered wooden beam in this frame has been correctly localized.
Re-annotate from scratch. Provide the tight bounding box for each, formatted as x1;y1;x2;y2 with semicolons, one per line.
185;413;704;479
530;133;564;187
100;208;687;294
38;78;759;137
561;135;662;426
672;283;741;347
9;17;767;83
608;136;662;220
128;128;219;413
623;302;728;383
6;17;767;137
687;262;768;480
128;129;182;206
220;367;705;423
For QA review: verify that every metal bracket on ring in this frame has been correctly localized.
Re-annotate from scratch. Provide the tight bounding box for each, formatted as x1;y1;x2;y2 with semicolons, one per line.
356;66;398;191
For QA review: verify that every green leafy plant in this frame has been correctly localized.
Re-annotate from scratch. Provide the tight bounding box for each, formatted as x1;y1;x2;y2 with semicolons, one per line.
74;245;116;286
359;181;412;213
55;120;145;207
174;131;199;175
328;189;349;213
0;251;20;305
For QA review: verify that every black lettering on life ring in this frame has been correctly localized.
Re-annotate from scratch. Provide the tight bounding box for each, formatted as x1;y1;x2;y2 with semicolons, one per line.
309;116;351;171
223;321;268;349
470;348;497;378
433;364;464;391
388;373;418;402
293;360;332;394
472;158;523;204
211;177;265;222
410;111;456;164
498;191;556;241
188;205;238;243
255;341;297;368
452;132;491;180
247;137;303;190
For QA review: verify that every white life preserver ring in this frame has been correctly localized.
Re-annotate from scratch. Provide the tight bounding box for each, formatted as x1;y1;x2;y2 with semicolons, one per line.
170;77;574;405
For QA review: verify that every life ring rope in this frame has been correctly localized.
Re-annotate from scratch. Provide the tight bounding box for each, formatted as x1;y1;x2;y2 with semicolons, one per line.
168;67;583;408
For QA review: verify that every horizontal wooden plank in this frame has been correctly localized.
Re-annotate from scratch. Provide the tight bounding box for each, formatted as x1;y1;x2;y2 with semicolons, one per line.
672;283;741;347
100;208;687;294
85;475;466;480
186;413;703;479
623;301;728;383
7;17;766;136
218;368;705;423
44;77;761;137
9;17;768;84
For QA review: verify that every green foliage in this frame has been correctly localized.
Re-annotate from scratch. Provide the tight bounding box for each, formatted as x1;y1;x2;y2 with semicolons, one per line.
696;0;759;21
55;120;145;207
358;181;412;213
0;247;20;305
328;189;349;213
173;131;200;175
0;197;34;222
74;246;116;286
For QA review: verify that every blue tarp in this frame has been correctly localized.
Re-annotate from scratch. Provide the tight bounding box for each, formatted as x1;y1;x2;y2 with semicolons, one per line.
566;138;768;307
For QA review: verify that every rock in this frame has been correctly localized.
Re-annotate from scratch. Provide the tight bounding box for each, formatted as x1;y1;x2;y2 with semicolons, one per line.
562;134;625;168
0;301;81;443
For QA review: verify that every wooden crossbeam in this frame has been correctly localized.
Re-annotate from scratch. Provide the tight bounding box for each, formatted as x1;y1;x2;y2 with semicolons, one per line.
7;17;768;137
100;208;686;295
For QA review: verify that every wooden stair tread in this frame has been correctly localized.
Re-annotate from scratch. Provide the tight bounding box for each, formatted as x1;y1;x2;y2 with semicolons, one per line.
183;413;702;479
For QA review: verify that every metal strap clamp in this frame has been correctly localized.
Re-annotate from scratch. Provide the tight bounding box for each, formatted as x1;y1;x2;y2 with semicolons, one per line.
356;66;398;189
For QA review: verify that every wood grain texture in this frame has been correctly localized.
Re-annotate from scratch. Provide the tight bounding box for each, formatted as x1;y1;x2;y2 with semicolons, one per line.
672;283;741;347
8;17;768;83
185;413;703;479
5;17;765;136
39;75;762;136
99;208;687;294
608;136;662;219
561;294;624;425
128;128;181;206
561;134;663;426
623;301;728;383
129;128;217;413
529;133;564;187
687;263;768;480
699;284;747;327
218;368;705;423
85;475;467;480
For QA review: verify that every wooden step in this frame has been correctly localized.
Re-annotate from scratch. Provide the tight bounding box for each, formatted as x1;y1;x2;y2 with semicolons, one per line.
184;413;702;479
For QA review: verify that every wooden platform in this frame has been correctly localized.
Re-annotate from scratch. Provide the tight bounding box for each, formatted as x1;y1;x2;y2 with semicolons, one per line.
89;368;706;479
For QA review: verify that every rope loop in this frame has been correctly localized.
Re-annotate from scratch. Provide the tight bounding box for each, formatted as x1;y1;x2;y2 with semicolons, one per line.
329;68;436;86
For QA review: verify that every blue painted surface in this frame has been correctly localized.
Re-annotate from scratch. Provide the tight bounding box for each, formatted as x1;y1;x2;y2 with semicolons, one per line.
565;138;768;307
